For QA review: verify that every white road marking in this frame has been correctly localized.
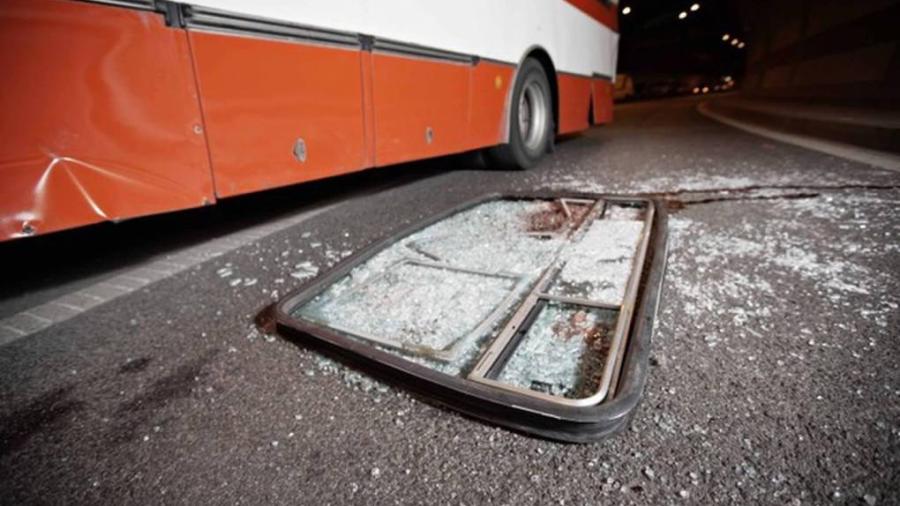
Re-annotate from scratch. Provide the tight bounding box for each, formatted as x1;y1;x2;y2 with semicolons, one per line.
0;202;339;347
697;101;900;173
715;97;900;129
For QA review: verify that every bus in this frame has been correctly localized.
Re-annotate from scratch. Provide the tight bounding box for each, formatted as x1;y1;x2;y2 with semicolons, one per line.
0;0;620;241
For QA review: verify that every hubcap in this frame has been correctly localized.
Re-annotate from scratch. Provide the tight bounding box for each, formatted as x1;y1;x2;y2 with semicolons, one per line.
517;79;548;154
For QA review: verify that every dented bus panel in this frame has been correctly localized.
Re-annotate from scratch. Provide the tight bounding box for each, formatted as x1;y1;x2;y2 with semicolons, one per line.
0;0;216;240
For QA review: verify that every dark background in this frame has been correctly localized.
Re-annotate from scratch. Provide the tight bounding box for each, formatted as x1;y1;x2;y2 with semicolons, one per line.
618;0;746;96
616;0;900;107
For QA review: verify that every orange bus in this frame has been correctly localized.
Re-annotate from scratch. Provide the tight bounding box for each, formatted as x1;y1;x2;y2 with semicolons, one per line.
0;0;620;241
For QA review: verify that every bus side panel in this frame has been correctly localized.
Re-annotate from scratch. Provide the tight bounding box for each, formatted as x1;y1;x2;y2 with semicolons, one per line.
189;32;368;198
592;78;614;125
469;62;516;149
371;54;470;167
557;74;593;134
0;0;215;241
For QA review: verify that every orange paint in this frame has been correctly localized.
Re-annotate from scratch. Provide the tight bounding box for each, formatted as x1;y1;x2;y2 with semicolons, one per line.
359;51;377;169
371;53;471;166
1;2;615;242
592;78;614;125
189;32;368;198
557;74;593;134
469;62;516;148
0;0;215;241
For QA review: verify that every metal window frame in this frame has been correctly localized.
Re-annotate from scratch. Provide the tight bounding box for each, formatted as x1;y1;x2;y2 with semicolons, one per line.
271;192;669;442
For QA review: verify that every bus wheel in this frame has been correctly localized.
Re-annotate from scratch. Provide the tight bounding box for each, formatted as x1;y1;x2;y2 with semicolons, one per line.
486;58;553;170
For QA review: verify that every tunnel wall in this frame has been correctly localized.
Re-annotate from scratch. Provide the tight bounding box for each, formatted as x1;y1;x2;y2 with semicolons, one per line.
739;0;900;108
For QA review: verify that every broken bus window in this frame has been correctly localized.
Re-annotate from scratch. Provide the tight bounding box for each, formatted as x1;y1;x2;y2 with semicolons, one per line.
272;193;668;442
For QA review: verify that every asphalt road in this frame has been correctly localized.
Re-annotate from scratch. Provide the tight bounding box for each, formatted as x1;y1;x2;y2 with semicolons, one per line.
1;97;898;505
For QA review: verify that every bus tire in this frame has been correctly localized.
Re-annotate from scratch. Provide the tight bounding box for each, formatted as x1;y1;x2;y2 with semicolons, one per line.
486;57;553;170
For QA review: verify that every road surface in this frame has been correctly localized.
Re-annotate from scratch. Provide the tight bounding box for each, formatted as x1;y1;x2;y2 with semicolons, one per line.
1;97;898;505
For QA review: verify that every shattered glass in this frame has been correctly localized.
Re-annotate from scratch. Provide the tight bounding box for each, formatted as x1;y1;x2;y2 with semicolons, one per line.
289;197;650;405
494;302;618;399
299;260;523;359
546;218;644;305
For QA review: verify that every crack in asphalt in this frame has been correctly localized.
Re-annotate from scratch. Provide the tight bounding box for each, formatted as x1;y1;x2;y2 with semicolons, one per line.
666;192;822;209
638;183;900;210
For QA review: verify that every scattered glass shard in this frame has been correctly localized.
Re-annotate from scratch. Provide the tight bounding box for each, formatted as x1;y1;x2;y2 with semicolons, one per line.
290;261;319;280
